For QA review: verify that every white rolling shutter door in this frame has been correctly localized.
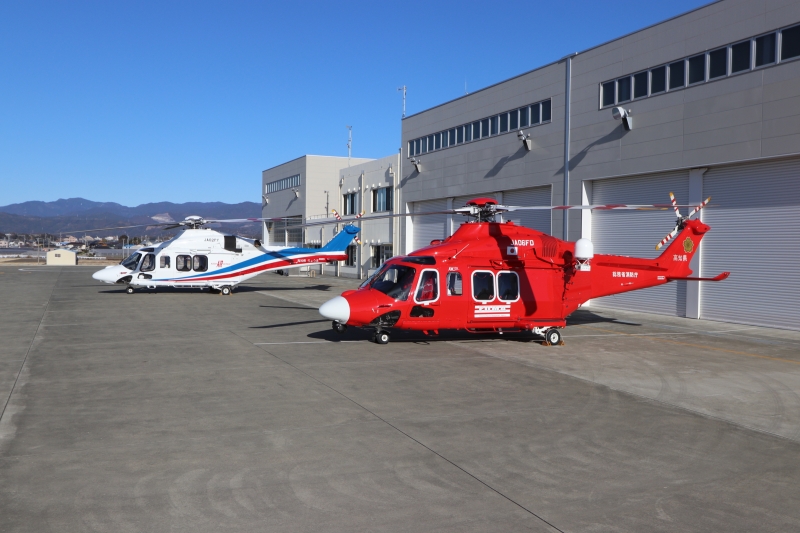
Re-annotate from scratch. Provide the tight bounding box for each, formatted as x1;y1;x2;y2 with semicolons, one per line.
701;158;800;330
412;199;449;250
503;186;552;235
592;172;689;316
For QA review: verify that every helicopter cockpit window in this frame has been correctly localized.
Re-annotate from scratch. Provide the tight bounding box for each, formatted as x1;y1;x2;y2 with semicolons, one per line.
446;272;462;296
415;270;439;303
176;255;192;272
159;255;170;269
472;271;495;302
497;272;520;302
370;265;417;301
140;253;156;272
193;255;208;272
121;252;142;270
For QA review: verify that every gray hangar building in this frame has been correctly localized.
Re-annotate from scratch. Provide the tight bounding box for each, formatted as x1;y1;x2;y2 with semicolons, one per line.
399;0;800;330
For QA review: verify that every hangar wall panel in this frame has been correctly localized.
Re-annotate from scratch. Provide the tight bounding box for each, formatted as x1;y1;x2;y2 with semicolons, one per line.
412;199;449;251
502;186;553;235
591;171;689;316
701;158;800;330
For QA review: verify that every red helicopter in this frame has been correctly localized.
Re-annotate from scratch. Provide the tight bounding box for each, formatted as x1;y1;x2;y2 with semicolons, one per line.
318;194;729;345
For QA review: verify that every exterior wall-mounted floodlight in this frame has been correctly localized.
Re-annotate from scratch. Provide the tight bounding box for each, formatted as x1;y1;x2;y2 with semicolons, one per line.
410;157;422;173
612;107;633;131
262;195;269;205
292;188;300;198
517;130;532;151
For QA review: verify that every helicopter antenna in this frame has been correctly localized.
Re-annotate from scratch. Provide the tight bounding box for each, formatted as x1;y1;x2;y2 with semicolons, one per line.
346;125;352;167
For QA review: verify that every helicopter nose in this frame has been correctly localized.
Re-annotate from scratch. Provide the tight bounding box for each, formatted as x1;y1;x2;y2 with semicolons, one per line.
319;296;350;323
92;266;120;283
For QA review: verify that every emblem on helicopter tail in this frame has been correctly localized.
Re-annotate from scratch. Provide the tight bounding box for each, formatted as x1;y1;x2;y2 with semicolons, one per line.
683;237;694;254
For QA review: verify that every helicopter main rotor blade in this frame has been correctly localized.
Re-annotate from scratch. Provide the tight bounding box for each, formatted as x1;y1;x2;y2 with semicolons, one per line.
500;203;698;211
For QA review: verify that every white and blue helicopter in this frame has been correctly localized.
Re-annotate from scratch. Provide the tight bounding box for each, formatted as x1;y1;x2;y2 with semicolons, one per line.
91;215;360;294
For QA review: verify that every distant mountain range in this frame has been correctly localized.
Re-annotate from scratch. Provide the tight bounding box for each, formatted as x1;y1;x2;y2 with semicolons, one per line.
0;198;262;236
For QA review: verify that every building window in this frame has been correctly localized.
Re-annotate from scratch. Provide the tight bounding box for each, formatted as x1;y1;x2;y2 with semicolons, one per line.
343;192;358;215
265;174;300;194
755;33;776;67
782;24;800;60
617;77;631;102
372;187;392;213
601;23;800;108
731;40;751;73
633;71;648;98
344;245;357;266
650;66;666;94
520;106;530;127
669;60;685;89
541;99;551;122
602;81;615;107
688;54;705;84
708;48;728;78
372;244;393;268
407;98;551;156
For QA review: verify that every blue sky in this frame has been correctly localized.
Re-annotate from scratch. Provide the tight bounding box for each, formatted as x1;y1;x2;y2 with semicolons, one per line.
0;0;711;206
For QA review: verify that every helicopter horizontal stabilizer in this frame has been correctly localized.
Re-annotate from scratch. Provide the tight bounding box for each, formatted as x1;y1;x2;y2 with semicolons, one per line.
667;272;730;282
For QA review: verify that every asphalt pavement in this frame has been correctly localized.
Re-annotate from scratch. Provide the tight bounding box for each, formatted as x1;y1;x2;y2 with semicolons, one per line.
1;266;799;532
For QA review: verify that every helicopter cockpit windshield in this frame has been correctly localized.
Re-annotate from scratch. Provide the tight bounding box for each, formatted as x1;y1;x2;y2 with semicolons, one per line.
368;264;417;301
121;252;142;270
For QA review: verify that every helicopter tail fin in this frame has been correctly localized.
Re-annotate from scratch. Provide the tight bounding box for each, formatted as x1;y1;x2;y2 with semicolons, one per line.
320;224;360;253
656;218;709;277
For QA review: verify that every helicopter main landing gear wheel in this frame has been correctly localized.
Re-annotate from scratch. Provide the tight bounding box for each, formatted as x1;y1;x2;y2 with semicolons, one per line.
220;286;232;296
332;321;347;334
374;330;390;345
543;328;563;346
125;286;135;295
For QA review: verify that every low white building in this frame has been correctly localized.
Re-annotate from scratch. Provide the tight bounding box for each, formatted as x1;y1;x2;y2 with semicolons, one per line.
46;249;78;265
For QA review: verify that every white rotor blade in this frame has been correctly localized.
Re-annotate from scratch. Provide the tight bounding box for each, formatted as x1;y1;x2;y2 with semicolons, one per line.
655;227;679;250
669;192;682;218
687;197;711;219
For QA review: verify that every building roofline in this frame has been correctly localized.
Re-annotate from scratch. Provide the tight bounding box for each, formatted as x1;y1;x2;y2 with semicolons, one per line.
262;155;372;174
403;0;721;120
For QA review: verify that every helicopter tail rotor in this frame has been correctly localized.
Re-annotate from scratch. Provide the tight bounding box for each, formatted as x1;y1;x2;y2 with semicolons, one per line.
655;194;711;250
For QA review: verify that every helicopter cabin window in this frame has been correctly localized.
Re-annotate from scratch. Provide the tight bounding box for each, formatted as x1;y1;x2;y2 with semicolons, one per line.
446;272;462;296
497;272;520;302
121;252;142;270
472;271;495;302
159;255;170;269
414;269;439;303
140;253;155;272
370;264;416;301
176;255;192;272
193;255;208;272
224;235;242;253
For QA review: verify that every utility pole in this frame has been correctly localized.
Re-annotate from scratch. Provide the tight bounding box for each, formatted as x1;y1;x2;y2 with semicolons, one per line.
346;125;352;167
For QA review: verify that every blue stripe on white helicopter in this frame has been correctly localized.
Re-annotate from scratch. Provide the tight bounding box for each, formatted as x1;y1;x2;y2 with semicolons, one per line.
89;215;360;294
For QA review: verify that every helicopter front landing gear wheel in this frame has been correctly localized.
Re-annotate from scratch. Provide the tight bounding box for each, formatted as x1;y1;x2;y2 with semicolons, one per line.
125;286;135;295
220;286;232;296
374;331;390;345
332;321;347;334
542;328;563;346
